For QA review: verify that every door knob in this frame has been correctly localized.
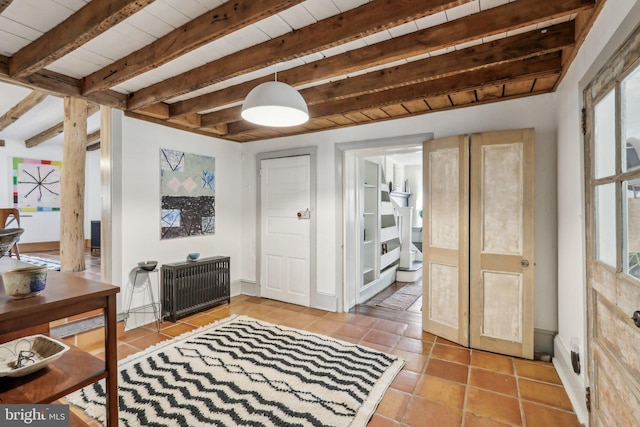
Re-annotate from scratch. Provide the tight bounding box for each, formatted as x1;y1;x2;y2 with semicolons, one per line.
521;260;529;268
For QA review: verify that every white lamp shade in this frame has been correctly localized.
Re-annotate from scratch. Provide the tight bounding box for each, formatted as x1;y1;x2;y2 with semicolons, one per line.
241;81;309;127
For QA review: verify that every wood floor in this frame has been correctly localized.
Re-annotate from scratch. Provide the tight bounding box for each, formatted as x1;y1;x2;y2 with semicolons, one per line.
355;280;422;324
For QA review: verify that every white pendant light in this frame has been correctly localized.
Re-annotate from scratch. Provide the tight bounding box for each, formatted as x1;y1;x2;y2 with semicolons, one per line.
241;68;309;127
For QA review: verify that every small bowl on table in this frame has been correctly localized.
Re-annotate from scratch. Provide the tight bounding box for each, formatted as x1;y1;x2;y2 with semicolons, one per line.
1;265;47;299
187;252;200;262
138;261;158;272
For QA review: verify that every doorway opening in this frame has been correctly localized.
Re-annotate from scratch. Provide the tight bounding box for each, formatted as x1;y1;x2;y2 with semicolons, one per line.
339;135;428;318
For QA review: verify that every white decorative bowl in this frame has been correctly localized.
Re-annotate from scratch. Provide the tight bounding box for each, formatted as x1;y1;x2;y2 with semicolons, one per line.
1;265;48;299
0;335;70;377
138;260;158;271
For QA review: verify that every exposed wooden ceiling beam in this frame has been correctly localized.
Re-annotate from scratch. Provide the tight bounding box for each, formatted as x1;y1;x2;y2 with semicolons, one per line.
87;129;100;145
0;55;126;109
199;23;573;128
0;139;5;147
26;123;63;148
10;0;155;79
302;22;574;105
86;129;101;152
554;0;608;90
127;0;470;110
224;53;563;137
169;0;594;118
82;0;305;95
25;104;100;148
0;91;47;131
0;1;14;14
124;110;224;139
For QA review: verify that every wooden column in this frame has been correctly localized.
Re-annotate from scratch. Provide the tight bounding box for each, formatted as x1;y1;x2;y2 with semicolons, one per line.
60;97;87;272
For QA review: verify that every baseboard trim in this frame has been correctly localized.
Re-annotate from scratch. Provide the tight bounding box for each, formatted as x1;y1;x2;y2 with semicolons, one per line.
553;335;589;425
235;280;258;297
19;241;61;252
18;240;93;252
359;266;398;303
235;280;337;311
534;328;556;356
311;293;337;311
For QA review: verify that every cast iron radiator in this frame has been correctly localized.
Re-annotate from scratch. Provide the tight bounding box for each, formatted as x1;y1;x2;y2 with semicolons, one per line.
161;256;230;322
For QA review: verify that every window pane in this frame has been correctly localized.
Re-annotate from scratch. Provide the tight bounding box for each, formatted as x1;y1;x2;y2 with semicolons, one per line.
595;183;616;267
624;179;640;278
623;65;640;172
594;90;616;179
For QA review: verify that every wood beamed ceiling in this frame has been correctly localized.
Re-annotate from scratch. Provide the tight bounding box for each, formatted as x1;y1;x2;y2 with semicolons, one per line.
0;0;605;144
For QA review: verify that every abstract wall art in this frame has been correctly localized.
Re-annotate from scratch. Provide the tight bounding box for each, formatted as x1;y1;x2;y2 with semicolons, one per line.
13;157;62;211
160;148;215;239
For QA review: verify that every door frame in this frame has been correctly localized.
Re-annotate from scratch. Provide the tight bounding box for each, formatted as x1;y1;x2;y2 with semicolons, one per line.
335;133;433;312
256;147;319;307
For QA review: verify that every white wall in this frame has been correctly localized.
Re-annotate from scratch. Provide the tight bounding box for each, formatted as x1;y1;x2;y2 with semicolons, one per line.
404;164;423;228
240;93;559;335
0;139;100;243
114;117;243;328
555;1;640;423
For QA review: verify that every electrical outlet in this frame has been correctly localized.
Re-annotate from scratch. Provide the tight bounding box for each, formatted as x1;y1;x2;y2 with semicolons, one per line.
571;350;581;374
570;337;581;374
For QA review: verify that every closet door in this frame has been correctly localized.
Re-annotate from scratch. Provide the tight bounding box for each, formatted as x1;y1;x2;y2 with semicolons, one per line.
422;135;470;346
470;129;535;359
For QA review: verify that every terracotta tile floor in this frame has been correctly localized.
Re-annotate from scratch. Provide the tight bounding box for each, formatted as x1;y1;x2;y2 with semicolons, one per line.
30;251;580;426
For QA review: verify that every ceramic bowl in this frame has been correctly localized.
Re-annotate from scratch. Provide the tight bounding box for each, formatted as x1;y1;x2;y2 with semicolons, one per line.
0;228;24;259
187;252;200;261
1;265;47;299
0;334;70;377
138;260;158;271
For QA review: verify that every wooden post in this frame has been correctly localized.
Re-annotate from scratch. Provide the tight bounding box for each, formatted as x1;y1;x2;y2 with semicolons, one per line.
60;97;87;272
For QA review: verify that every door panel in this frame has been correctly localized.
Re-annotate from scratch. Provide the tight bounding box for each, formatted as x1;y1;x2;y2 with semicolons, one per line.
470;129;535;359
589;263;640;426
260;156;310;306
423;135;469;346
584;32;640;423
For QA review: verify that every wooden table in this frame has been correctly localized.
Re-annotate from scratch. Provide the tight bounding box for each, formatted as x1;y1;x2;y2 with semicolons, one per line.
0;261;119;426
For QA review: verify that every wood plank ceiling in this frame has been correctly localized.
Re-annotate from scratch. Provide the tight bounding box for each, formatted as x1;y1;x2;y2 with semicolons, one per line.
0;0;605;144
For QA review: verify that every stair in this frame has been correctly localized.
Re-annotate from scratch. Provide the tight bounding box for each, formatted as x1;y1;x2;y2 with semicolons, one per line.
396;260;422;282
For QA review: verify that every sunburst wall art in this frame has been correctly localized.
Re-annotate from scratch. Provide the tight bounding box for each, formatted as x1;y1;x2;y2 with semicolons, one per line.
160;148;215;239
13;157;62;212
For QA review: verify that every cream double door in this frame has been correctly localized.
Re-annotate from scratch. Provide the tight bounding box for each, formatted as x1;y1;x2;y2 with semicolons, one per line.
422;129;535;359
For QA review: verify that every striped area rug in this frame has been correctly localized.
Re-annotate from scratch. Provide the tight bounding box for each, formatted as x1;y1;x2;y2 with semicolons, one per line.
66;315;404;426
18;255;61;271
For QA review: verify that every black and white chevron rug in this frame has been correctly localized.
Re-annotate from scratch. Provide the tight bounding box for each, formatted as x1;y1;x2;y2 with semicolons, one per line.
66;315;404;427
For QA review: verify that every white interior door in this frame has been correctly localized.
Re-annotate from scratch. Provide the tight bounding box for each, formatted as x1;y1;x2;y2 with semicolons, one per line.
260;156;311;306
422;135;470;346
470;129;535;359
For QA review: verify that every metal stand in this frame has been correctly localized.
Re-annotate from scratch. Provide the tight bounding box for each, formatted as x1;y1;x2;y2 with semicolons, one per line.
124;268;161;332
